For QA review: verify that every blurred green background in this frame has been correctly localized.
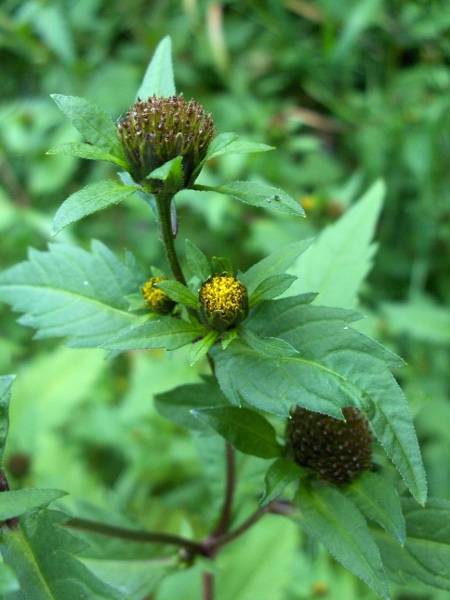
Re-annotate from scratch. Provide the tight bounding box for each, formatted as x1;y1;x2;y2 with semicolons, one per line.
1;1;450;598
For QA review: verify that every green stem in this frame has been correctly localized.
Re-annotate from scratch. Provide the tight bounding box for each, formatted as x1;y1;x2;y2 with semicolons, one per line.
65;517;205;556
156;193;186;285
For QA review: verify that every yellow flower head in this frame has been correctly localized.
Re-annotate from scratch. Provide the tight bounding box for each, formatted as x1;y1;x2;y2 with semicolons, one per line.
199;274;248;331
141;277;175;315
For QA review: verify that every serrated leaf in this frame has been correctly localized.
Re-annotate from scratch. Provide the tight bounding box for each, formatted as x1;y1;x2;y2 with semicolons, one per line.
192;181;305;216
238;326;298;358
249;274;297;307
0;241;143;348
0;489;67;520
0;510;125;600
287;180;385;307
185;239;210;281
47;143;128;170
261;458;305;506
102;317;207;351
0;375;15;463
374;498;450;591
241;238;313;295
136;36;175;99
51;94;120;156
192;407;282;459
155;280;199;308
295;482;390;599
213;296;426;504
52;180;139;235
344;471;406;543
155;377;229;430
189;330;220;365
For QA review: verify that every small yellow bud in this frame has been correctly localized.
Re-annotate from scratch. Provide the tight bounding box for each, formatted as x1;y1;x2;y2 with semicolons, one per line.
141;277;175;315
199;274;248;332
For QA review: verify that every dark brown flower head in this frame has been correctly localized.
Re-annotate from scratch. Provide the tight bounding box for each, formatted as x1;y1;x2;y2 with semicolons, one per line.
116;95;215;192
199;274;248;332
286;406;372;485
141;277;175;315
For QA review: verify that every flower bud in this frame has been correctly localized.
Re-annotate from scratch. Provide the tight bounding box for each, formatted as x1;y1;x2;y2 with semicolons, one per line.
199;274;248;332
286;406;372;485
116;95;215;192
141;277;175;315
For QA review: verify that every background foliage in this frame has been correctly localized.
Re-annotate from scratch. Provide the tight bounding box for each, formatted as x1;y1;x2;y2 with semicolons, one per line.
1;0;450;598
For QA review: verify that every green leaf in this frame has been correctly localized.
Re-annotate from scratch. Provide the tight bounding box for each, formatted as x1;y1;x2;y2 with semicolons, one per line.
238;326;298;358
52;180;139;235
249;274;297;307
295;482;390;599
213;297;427;504
189;330;220;365
382;298;450;344
0;489;67;520
0;241;143;348
344;471;406;544
51;94;121;156
155;377;229;430
201;132;238;164
82;557;177;600
192;407;282;459
47;142;128;170
287;180;385;308
0;561;19;593
261;458;305;506
148;156;184;195
155;280;199;308
102;316;207;351
207;138;274;160
185;239;210;281
0;375;15;464
240;238;313;295
374;498;450;591
0;510;125;600
136;36;175;99
192;181;305;216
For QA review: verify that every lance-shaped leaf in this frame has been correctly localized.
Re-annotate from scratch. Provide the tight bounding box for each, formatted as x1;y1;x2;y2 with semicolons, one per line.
47;142;128;170
185;239;210;281
0;510;125;600
0;241;144;348
189;330;220;365
102;317;207;352
192;406;282;459
202;136;274;161
344;471;406;543
240;238;314;295
198;132;238;166
295;482;390;599
0;489;67;521
213;296;427;505
148;156;184;195
136;35;175;99
249;274;297;307
52;180;139;235
192;181;305;216
155;280;199;308
261;458;306;507
0;375;15;463
51;94;121;156
374;498;450;591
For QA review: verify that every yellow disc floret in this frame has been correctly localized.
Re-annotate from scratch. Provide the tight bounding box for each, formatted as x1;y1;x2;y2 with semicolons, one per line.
199;274;248;331
141;277;175;315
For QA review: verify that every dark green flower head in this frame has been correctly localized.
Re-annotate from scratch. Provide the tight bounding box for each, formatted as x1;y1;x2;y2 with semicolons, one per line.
199;274;249;332
142;276;175;315
116;95;215;192
286;406;372;485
